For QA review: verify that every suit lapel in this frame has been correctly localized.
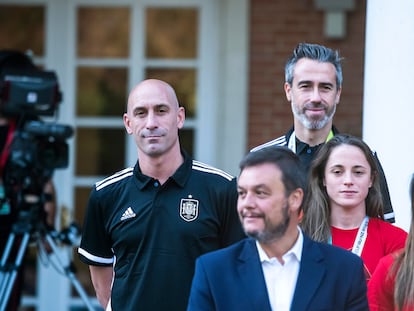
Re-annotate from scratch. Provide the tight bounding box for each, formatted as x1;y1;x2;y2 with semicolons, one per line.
237;239;273;311
290;235;326;310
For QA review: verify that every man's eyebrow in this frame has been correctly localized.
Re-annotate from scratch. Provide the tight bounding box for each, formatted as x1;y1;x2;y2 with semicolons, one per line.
319;82;335;87
237;183;268;190
133;105;146;111
297;80;334;87
297;80;312;84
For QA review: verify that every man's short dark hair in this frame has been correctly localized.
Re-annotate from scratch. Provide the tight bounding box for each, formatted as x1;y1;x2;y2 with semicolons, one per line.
239;146;306;196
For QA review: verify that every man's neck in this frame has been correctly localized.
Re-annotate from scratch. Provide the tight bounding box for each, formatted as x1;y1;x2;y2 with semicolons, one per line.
293;121;333;147
259;226;299;264
138;146;184;185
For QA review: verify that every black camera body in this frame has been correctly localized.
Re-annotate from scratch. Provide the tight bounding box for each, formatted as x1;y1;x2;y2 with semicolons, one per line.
3;121;73;210
0;69;62;117
0;51;73;213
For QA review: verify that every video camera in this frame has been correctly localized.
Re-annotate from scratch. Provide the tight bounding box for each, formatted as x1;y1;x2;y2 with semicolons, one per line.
0;52;93;311
0;51;73;214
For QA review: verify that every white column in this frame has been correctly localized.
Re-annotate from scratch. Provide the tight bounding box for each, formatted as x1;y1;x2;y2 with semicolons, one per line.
217;0;249;175
37;1;72;310
363;0;414;231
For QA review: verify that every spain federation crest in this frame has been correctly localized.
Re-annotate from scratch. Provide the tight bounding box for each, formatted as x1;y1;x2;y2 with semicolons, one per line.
180;197;199;222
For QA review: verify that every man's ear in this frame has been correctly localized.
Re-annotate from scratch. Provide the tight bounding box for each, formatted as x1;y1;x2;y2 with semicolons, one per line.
284;82;292;101
335;86;342;105
289;188;304;213
123;113;133;135
177;106;185;129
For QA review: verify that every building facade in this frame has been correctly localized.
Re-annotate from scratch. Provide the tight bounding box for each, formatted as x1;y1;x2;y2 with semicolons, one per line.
1;0;413;310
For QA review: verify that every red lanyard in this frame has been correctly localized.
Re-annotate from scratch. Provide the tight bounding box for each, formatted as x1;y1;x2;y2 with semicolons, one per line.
0;120;16;176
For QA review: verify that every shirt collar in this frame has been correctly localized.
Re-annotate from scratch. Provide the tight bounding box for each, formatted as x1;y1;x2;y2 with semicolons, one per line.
133;149;192;189
256;227;303;263
295;138;311;155
285;126;339;148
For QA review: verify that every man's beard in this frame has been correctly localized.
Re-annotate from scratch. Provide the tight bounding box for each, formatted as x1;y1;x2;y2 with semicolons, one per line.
292;102;336;130
245;202;291;244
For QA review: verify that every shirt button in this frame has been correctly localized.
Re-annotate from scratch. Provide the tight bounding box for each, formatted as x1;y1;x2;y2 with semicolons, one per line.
154;181;159;187
307;149;312;154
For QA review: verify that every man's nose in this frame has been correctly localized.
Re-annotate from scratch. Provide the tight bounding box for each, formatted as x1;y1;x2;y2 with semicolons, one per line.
145;111;158;128
239;192;256;209
310;87;322;102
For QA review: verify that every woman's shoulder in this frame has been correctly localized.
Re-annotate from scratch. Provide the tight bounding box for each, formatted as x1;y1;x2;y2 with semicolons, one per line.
368;218;408;250
369;217;407;234
378;251;399;267
372;249;403;282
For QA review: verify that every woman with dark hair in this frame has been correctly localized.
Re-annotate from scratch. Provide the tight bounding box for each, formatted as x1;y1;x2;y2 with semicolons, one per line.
301;134;407;282
368;174;414;310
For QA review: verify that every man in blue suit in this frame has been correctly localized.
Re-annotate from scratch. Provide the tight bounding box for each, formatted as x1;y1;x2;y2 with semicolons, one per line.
187;146;368;311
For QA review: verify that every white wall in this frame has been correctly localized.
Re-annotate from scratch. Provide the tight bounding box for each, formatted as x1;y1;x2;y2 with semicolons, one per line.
363;0;414;232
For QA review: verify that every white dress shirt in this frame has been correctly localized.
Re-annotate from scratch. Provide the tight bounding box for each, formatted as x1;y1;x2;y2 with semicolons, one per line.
256;227;303;311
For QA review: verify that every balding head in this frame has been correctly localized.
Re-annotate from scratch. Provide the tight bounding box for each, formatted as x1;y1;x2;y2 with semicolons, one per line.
127;79;179;113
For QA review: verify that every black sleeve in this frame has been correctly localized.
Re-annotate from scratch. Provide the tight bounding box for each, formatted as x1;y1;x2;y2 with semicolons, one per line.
78;187;114;266
373;151;395;223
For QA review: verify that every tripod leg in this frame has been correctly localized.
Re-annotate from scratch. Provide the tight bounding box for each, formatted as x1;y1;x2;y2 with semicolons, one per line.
43;233;96;311
0;232;30;311
0;232;16;288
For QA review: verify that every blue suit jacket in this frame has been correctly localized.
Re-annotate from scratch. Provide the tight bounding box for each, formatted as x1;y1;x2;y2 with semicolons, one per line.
187;235;368;311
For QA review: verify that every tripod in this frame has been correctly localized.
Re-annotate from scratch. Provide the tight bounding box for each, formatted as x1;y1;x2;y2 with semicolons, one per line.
0;208;95;311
